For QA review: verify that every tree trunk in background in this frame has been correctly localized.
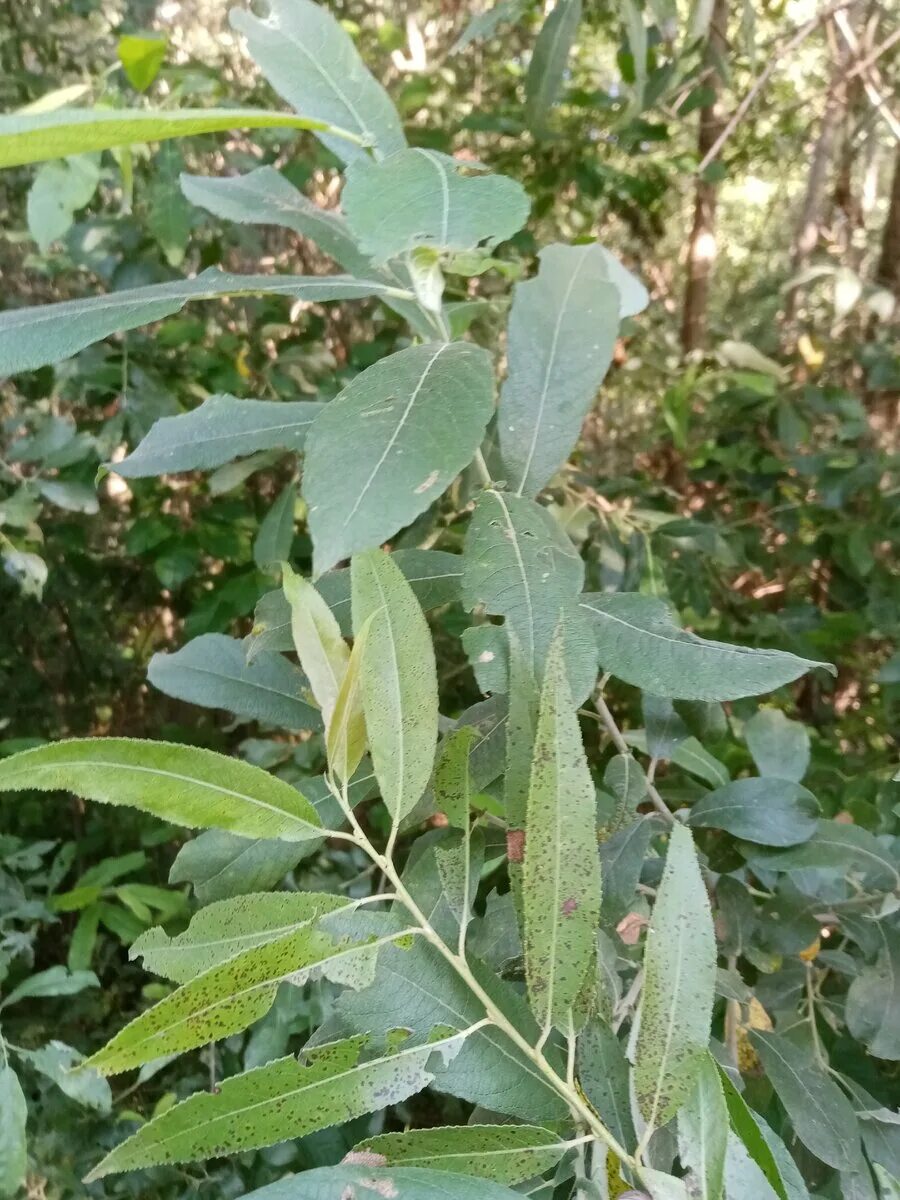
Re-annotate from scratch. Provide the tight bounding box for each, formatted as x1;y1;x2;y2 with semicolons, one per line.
680;0;728;353
876;143;900;298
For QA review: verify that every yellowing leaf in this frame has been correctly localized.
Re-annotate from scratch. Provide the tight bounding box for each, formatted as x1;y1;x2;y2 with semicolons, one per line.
283;563;349;730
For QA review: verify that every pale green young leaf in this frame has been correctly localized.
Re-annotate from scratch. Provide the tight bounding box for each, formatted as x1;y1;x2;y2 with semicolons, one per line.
677;1053;727;1200
230;0;405;164
524;0;582;134
846;925;900;1060
117;33;166;91
634;823;716;1130
580;593;834;700
351;550;439;823
282;564;349;730
342;148;529;263
326;613;373;783
0;1067;27;1198
0;270;396;378
254;480;297;571
687;778;819;847
0;106;360;169
0;738;322;842
576;1020;636;1151
349;1124;565;1184
523;625;602;1030
304;342;494;576
86;1026;474;1179
745;710;810;782
750;1032;862;1171
239;1166;527;1200
148;634;321;731
131;891;351;982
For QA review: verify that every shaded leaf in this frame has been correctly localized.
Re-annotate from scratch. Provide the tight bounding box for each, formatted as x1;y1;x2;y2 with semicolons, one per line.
0;1067;26;1198
677;1054;727;1200
254;481;297;571
845;925;900;1061
577;1020;636;1151
12;1041;111;1113
745;710;810;782
525;0;583;134
238;1165;527;1199
687;778;819;847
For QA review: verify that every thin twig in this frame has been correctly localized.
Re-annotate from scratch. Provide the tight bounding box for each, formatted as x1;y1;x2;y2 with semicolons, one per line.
592;687;675;825
833;9;900;140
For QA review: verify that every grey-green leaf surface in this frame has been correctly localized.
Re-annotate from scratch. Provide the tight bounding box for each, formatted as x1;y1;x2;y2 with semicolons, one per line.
499;243;625;496
132;891;351;982
349;1124;565;1184
580;593;834;700
687;778;819;847
452;0;529;51
254;480;297;570
342;148;529;263
678;1054;727;1200
745;710;810;782
12;1041;111;1114
352;550;439;823
576;1020;636;1151
725;1132;781;1200
523;628;601;1029
0;1067;26;1198
750;1032;862;1171
741;822;900;890
229;0;406;164
462;490;597;698
86;1027;472;1179
524;0;583;134
304;343;494;576
845;925;900;1060
718;1067;789;1200
0;270;395;378
148;634;320;730
634;823;716;1130
0;106;358;169
0;738;322;842
237;1165;527;1200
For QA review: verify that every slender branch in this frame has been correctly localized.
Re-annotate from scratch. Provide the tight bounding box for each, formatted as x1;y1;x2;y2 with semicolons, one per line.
833;9;900;140
592;686;675;826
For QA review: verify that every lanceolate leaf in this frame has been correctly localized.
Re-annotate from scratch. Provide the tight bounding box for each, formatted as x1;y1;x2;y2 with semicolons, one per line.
524;0;583;134
523;627;601;1030
687;778;819;847
148;634;321;731
342;148;529;262
282;565;349;730
86;1027;474;1179
499;243;627;497
576;1020;636;1151
305;342;494;576
326;613;373;782
677;1053;727;1200
0;1066;27;1198
0;739;322;842
352;550;439;823
230;0;406;164
349;1124;566;1184
580;593;834;701
0;270;399;378
238;1166;527;1200
0;106;361;169
633;823;716;1130
725;1133;781;1200
254;480;297;570
717;1067;789;1200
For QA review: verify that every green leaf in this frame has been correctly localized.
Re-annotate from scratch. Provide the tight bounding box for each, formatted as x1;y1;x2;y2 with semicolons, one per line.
687;778;819;847
603;753;647;832
717;1067;789;1200
580;593;834;700
131;891;351;982
229;0;406;164
239;1166;527;1200
0;270;397;378
462;490;597;700
634;823;716;1130
641;1169;690;1200
327;612;373;783
86;921;409;1074
504;632;538;836
524;0;582;134
117;34;167;91
599;816;658;928
434;727;477;829
499;243;636;497
523;625;601;1030
845;925;900;1061
283;564;349;730
0;106;360;169
254;481;297;571
750;1032;862;1171
304;342;494;576
0;1066;27;1198
148;634;321;731
351;550;439;824
349;1124;565;1184
452;0;529;52
1;965;98;1009
724;1132;781;1200
745;710;810;782
0;738;322;843
27;155;99;252
86;1026;474;1179
741;822;900;890
342;148;529;263
576;1020;636;1151
12;1041;112;1113
678;1053;727;1200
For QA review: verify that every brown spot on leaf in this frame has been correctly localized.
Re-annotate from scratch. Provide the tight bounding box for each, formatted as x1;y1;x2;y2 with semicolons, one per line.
561;897;578;916
507;829;525;863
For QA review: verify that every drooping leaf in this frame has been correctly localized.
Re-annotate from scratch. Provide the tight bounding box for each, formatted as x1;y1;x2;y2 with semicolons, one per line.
523;626;602;1030
352;550;439;823
254;481;297;571
12;1041;112;1114
342;148;529;263
745;710;810;782
724;1131;781;1200
349;1124;565;1184
305;342;494;576
282;564;349;731
238;1165;527;1200
576;1020;636;1151
633;823;716;1130
504;632;538;836
229;0;406;164
0;270;397;378
0;738;322;842
845;925;900;1061
717;1067;789;1200
326;612;373;783
0;1067;27;1198
131;891;351;982
677;1053;727;1200
750;1032;862;1171
148;634;320;730
524;0;583;134
598;815;659;928
741;822;900;890
86;1027;473;1179
687;778;819;847
580;593;834;700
